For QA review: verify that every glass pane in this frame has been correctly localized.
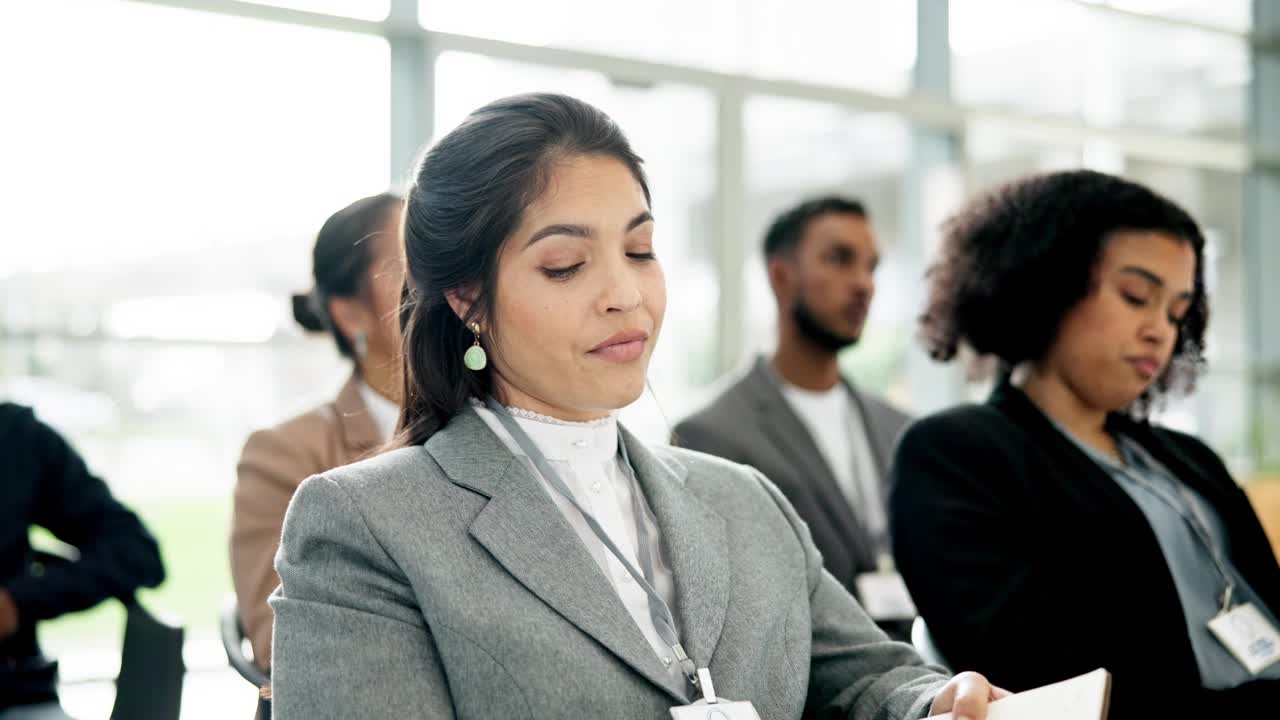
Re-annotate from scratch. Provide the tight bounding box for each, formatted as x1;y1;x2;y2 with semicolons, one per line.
0;0;389;662
231;0;389;21
423;0;916;96
952;0;1249;140
1082;0;1252;32
743;95;914;403
433;52;719;442
963;121;1085;189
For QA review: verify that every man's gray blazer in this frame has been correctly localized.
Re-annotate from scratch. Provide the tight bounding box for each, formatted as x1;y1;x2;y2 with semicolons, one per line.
270;406;945;719
674;357;911;590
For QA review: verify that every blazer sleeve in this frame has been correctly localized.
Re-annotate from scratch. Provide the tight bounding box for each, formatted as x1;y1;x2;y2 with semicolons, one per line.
6;408;165;623
231;427;319;669
269;474;455;719
753;470;946;720
890;415;1076;692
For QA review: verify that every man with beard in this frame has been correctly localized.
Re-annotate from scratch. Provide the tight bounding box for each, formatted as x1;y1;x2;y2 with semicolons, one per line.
675;196;912;621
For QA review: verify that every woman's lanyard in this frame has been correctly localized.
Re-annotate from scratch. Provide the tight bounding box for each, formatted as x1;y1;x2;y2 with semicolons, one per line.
483;397;700;688
1115;437;1237;613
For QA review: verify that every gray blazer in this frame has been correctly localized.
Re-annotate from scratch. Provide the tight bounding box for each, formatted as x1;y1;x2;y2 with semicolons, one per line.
674;358;911;588
270;407;945;719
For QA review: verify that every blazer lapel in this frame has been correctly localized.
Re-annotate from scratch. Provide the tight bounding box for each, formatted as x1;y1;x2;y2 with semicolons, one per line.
842;383;886;480
334;372;384;463
427;409;690;703
746;359;877;570
621;427;730;671
989;381;1162;519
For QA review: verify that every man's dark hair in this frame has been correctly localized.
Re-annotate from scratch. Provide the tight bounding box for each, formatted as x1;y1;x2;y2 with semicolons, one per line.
763;195;868;259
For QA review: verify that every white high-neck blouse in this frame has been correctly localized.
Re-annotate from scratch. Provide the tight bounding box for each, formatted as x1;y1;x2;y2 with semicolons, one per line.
470;399;684;684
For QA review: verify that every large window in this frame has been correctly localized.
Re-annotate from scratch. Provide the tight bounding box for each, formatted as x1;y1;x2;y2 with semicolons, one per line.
953;0;1249;139
1082;0;1252;32
231;0;390;19
422;0;917;95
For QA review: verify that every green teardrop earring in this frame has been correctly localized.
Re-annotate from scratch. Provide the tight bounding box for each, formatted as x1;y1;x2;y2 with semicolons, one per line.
463;322;488;371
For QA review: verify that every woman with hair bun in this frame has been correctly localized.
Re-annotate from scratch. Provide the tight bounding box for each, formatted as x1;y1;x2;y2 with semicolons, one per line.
231;192;405;671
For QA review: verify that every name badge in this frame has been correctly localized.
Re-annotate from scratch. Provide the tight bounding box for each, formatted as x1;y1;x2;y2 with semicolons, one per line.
855;570;917;621
1207;603;1280;676
670;668;761;720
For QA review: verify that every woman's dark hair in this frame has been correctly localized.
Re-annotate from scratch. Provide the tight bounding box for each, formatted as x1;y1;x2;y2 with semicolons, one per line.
921;169;1209;416
291;192;404;360
395;93;650;445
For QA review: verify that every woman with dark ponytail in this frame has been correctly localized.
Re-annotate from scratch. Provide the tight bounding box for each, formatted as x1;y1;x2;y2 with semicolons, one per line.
269;94;1004;719
230;192;404;671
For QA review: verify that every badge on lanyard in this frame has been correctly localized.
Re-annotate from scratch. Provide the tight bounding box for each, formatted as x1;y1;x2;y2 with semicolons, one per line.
1111;438;1280;677
669;669;761;720
1208;602;1280;676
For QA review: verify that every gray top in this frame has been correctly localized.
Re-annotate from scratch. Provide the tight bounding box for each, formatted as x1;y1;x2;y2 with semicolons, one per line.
269;406;947;719
1058;424;1280;688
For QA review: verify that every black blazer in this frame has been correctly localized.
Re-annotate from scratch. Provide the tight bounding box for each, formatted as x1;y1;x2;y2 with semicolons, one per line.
889;381;1280;718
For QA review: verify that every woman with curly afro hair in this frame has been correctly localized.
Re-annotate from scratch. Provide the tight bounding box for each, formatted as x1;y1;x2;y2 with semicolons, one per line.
889;169;1280;718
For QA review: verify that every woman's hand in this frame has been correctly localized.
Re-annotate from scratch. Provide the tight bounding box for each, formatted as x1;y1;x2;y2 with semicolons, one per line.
928;671;1011;719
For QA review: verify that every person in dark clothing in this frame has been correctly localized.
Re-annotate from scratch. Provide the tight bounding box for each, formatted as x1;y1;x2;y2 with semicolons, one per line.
890;169;1280;718
1;403;166;718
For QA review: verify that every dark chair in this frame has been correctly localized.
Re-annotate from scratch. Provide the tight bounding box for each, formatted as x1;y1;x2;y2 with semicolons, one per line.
110;598;185;720
220;594;272;719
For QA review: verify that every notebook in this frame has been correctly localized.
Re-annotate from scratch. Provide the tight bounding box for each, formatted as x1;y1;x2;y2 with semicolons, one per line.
928;669;1111;720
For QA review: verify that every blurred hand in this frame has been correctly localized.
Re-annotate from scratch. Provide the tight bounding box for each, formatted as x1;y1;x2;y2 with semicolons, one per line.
928;671;1011;720
0;589;18;639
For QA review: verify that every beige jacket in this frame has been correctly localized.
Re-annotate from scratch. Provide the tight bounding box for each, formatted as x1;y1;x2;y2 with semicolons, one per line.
231;373;383;669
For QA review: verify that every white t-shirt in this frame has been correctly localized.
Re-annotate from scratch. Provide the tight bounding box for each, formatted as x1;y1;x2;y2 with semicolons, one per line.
779;382;887;551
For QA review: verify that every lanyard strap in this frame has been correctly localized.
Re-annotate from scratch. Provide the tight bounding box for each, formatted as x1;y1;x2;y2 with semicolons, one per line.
483;397;699;685
1116;437;1236;611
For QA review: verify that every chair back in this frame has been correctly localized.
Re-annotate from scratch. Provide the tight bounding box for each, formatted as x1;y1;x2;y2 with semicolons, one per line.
220;594;272;718
911;615;951;671
110;598;185;720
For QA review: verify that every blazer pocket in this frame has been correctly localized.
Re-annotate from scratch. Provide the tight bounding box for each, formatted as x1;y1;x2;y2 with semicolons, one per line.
434;624;533;720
